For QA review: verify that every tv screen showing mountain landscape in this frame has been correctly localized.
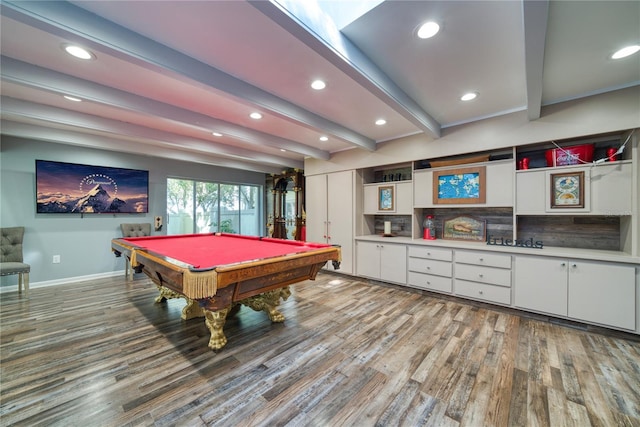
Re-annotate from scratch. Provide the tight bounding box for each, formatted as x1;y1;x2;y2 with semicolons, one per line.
36;160;149;214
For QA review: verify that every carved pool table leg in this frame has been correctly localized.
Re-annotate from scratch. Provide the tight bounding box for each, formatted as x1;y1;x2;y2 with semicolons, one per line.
154;286;182;303
241;287;291;323
204;306;231;350
181;298;205;320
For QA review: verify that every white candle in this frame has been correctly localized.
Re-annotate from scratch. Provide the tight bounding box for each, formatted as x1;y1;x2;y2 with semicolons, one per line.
384;221;391;235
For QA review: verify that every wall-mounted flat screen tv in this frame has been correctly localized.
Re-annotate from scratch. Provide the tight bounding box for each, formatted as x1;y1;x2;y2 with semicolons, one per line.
36;160;149;214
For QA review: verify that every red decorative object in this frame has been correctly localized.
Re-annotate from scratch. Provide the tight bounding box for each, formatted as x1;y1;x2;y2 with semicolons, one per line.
545;144;594;167
607;148;618;162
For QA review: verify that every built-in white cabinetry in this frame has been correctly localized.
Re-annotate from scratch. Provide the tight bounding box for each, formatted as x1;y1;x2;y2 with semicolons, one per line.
363;182;412;214
306;171;354;274
407;246;453;293
515;255;636;330
413;160;513;208
454;250;512;305
356;240;407;284
515;162;633;215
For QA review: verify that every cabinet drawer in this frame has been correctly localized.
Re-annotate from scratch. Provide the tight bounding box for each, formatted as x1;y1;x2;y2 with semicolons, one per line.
455;264;511;287
455;250;511;269
408;272;452;293
408;246;452;262
408;257;452;277
456;279;511;305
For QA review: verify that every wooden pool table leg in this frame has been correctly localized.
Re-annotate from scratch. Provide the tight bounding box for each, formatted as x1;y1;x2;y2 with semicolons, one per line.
153;286;205;320
241;287;291;323
204;306;231;350
154;285;182;303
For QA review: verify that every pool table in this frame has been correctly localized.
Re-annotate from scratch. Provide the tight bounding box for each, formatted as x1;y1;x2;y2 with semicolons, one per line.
111;233;341;350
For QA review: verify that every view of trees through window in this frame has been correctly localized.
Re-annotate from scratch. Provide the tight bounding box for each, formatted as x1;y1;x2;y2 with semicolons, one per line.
167;178;261;236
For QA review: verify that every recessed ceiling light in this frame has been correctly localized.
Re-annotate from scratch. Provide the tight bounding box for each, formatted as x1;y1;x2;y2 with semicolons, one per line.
250;112;262;119
460;92;478;101
62;44;95;60
319;136;328;141
212;132;222;137
375;119;387;125
416;21;440;39
611;45;640;59
63;95;82;102
280;149;286;152
311;80;326;90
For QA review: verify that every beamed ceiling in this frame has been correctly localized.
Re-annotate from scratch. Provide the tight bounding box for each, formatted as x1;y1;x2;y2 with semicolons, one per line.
1;1;639;173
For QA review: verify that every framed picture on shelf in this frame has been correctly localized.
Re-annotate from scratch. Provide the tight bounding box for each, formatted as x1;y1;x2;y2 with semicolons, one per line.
442;215;486;242
550;171;584;208
432;166;486;205
378;185;394;211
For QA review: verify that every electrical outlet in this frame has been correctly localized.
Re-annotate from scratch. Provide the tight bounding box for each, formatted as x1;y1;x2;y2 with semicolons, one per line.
53;255;61;264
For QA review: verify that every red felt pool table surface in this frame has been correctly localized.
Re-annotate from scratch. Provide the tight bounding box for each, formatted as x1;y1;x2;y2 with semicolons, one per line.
119;233;332;269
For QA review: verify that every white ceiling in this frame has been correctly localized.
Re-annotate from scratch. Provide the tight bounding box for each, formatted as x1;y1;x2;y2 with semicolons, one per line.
1;0;639;174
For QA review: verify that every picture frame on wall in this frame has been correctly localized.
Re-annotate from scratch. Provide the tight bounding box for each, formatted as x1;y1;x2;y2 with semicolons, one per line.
550;171;584;208
378;185;394;211
432;166;486;205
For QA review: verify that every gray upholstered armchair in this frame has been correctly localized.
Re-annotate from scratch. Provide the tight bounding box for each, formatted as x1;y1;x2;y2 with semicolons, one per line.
1;227;30;297
120;223;152;279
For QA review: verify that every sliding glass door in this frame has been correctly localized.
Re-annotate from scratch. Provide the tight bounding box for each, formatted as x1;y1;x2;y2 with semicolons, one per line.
167;178;261;236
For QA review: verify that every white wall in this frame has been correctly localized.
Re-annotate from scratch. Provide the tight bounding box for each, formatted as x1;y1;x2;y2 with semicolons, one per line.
0;137;267;285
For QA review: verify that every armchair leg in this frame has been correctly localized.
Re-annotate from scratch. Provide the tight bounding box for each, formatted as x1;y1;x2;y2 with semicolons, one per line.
17;272;29;298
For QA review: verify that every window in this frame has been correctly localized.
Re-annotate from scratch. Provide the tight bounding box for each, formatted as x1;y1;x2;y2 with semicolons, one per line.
167;178;262;236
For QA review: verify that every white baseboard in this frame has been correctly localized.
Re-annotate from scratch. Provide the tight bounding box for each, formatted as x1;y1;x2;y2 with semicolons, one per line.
0;270;124;293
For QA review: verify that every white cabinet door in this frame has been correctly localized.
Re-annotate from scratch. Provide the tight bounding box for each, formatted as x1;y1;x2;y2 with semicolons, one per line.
356;241;380;279
363;185;379;214
380;243;407;284
356;241;407;284
413;170;432;208
568;261;635;330
514;256;568;316
327;171;354;274
395;182;413;214
305;174;328;244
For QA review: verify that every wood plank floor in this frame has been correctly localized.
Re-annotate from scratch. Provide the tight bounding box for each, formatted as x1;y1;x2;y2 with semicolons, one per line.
1;272;639;427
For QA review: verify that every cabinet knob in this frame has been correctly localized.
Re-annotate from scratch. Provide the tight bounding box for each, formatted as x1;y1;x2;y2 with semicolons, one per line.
479;274;484;278
427;281;431;285
561;262;566;267
427;252;431;256
426;266;431;270
479;258;484;262
479;290;484;295
572;263;577;268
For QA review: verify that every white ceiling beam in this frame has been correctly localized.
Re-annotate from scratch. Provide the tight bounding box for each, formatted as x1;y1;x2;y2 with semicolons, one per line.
0;0;376;152
522;0;549;121
250;0;441;138
1;97;304;170
1;120;287;174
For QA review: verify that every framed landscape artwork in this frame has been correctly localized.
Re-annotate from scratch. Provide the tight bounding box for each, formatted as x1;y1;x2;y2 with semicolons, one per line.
432;166;486;205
